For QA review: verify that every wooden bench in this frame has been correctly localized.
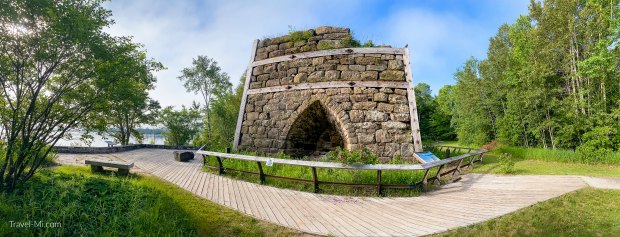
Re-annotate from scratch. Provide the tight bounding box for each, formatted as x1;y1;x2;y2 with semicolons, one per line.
196;147;487;195
104;140;117;147
85;160;134;176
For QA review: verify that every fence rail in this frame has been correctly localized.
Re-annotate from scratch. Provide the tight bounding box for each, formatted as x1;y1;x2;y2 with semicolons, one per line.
195;146;487;196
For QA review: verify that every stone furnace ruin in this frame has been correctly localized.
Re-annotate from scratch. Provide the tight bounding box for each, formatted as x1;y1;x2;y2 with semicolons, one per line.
233;26;423;162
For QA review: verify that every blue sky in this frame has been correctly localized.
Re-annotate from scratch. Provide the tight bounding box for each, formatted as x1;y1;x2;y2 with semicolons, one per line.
104;0;530;107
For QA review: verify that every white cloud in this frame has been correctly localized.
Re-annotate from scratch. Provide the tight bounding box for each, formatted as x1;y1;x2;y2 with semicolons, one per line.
104;0;361;107
103;0;527;105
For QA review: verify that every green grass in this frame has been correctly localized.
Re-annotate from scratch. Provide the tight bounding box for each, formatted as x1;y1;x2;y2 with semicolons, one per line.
436;188;620;237
0;166;297;237
493;146;620;165
472;154;620;177
205;156;427;197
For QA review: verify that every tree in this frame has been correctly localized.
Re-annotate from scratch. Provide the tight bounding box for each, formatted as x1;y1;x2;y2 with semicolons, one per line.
178;56;232;141
96;50;164;145
414;83;436;141
430;85;456;141
160;104;202;146
0;0;159;191
194;76;245;150
448;0;619;151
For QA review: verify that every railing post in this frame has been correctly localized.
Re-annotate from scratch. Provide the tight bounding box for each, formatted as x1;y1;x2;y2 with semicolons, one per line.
202;154;207;166
433;164;444;185
477;153;484;163
453;159;464;176
422;169;430;191
445;149;451;159
257;161;265;184
216;156;225;175
376;170;383;196
311;167;319;193
468;153;476;168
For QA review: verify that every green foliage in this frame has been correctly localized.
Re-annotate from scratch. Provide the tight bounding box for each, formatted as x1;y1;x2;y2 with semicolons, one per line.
194;76;244;150
447;0;620;155
287;26;313;43
0;166;294;236
160;104;202;146
362;40;375;47
317;40;336;50
178;55;232;141
326;145;379;165
339;35;361;48
498;153;515;174
0;0;159;192
576;126;617;164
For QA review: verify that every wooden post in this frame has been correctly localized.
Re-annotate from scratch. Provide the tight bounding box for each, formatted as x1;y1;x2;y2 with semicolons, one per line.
257;161;265;184
225;147;231;153
433;164;444;185
453;159;464;176
477;153;484;163
421;169;430;191
403;48;423;152
233;40;259;150
202;154;207;166
311;167;319;193
216;156;225;175
468;154;476;168
376;170;383;196
445;149;451;159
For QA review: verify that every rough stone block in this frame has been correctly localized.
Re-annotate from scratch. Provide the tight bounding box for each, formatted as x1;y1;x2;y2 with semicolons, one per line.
357;133;375;144
341;71;361;80
373;93;388;102
382;121;408;130
349;65;365;71
365;111;388;122
349;110;364;123
307;71;325;82
377;103;394;112
355;57;379;65
388;60;404;70
379;70;405;81
366;64;387;71
361;71;378;80
350;94;369;102
391;113;410;121
293;73;307;83
352;101;376;110
389;94;407;104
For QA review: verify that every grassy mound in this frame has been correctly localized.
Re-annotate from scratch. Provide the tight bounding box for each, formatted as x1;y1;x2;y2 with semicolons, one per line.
436;188;620;236
0;166;297;237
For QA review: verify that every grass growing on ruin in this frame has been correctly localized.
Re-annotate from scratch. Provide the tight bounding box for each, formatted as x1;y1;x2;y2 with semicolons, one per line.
0;166;297;237
435;188;620;237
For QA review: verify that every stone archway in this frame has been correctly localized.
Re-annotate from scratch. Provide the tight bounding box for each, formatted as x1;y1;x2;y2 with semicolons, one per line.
284;100;345;157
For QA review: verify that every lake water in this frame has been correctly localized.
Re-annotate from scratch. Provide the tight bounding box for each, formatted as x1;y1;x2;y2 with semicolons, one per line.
56;131;166;147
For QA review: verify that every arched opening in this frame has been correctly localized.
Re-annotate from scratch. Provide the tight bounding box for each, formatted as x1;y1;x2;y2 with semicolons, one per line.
285;101;344;157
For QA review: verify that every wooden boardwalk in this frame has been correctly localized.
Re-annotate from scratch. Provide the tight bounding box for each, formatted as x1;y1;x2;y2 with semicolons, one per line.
60;149;602;236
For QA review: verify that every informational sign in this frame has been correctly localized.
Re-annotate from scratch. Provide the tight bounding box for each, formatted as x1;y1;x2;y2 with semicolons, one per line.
266;158;274;167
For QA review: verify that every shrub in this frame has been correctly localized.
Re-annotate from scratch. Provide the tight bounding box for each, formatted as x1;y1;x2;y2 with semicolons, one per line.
577;126;616;163
498;153;515;174
340;35;361;48
326;145;379;165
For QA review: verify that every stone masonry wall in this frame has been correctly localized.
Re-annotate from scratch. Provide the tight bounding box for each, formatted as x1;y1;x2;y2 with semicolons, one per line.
238;26;418;162
255;26;353;60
